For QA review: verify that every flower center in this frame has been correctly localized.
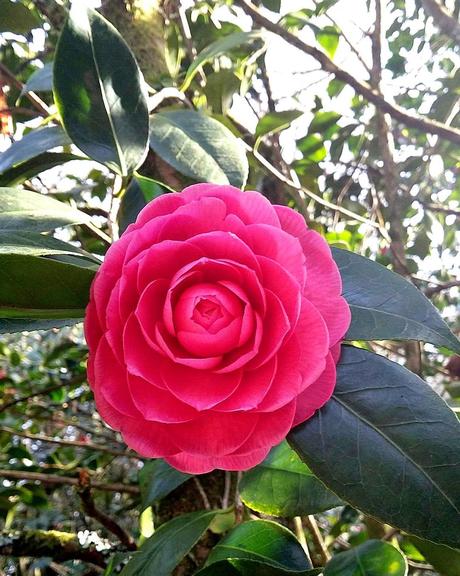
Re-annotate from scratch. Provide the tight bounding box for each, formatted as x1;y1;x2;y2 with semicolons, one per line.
192;296;224;330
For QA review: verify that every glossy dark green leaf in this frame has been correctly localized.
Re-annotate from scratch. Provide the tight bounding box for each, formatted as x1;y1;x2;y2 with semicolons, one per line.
119;510;218;576
139;459;191;511
333;247;460;353
0;0;41;34
240;441;341;517
0;152;82;187
0;254;94;329
0;318;78;335
196;559;321;576
289;346;460;548
150;111;248;188
0;188;90;232
205;520;313;571
0;126;71;174
53;6;149;175
181;31;264;91
0;231;98;262
255;110;303;139
410;536;460;576
118;176;167;235
21;63;53;94
323;540;407;576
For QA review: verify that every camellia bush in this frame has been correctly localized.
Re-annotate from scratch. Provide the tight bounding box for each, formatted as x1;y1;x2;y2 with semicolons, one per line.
0;1;459;575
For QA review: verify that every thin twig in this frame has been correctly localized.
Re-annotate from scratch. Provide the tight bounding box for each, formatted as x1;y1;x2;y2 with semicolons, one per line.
0;62;52;117
77;470;137;550
0;374;86;414
235;0;460;146
304;515;331;564
0;426;139;459
222;471;232;509
193;477;211;510
293;517;313;563
0;468;140;495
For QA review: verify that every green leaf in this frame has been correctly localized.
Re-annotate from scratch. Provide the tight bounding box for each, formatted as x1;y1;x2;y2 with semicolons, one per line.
0;231;98;262
204;70;241;115
315;26;340;58
0;152;84;187
118;177;167;235
323;540;407;575
139;460;191;511
333;247;460;353
21;63;53;94
308;111;341;134
289;346;460;548
410;536;460;576
0;318;78;335
53;6;149;176
196;559;321;576
260;0;282;11
205;520;313;571
0;0;41;34
240;441;341;517
255;110;303;139
0;187;90;232
181;31;264;92
150;111;248;188
0;126;71;175
0;254;95;332
119;510;218;576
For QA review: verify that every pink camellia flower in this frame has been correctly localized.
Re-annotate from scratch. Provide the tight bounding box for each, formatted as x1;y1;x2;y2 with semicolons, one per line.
84;184;351;473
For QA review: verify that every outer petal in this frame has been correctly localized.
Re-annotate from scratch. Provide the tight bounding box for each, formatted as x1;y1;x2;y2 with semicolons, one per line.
94;336;140;418
166;446;271;474
171;411;259;457
181;184;281;227
292;351;336;426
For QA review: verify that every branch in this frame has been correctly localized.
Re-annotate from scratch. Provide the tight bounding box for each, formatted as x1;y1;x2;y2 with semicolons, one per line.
235;0;460;146
0;426;139;459
422;0;460;43
0;529;106;567
303;515;331;565
0;373;86;414
77;470;137;550
0;62;51;117
0;468;140;495
425;280;460;297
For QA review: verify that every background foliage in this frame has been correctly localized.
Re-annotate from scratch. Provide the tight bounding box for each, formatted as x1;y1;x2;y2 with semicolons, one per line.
0;0;459;574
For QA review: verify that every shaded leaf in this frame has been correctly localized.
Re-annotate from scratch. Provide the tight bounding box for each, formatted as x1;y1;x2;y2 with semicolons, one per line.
0;0;41;34
54;6;149;175
323;540;407;575
0;254;95;333
21;63;53;94
181;31;264;91
118;176;166;235
240;441;341;517
150;110;248;188
139;459;191;511
333;247;460;353
0;152;83;187
289;346;460;548
410;536;460;576
120;510;218;576
0;187;90;232
308;111;341;134
0;126;71;174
